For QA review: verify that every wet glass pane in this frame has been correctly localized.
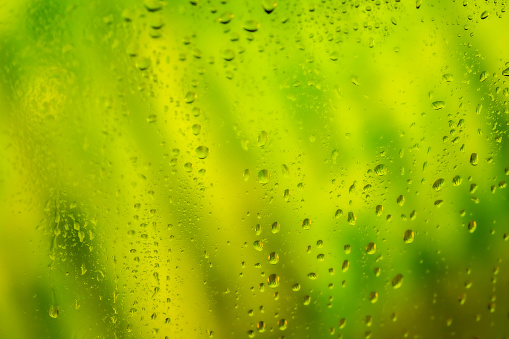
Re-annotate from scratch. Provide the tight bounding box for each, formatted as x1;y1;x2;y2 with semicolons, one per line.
1;0;508;338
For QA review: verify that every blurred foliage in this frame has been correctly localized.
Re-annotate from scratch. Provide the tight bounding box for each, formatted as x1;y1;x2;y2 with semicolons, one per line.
1;0;509;338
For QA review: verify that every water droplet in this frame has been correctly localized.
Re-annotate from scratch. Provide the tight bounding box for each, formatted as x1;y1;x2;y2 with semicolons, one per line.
470;183;478;193
271;221;280;234
218;11;233;24
342;260;350;272
253;240;263;251
303;295;311;305
344;244;351;254
243;169;250;181
476;104;482;115
146;114;157;123
254;224;262;235
470;153;478;166
329;51;339;61
192;107;201;117
488;302;496;313
480;11;489;19
317;254;325;261
196;146;209;159
502;67;509;76
375;205;383;216
335;209;343;218
257;131;268;147
144;0;163;12
262;0;277;13
136;57;151;70
49;305;59;318
150;15;164;29
403;230;414;243
339;318;346;329
185;92;196;103
258;170;269;184
184;162;193;172
278;318;287;330
432;101;445;110
257;321;266;332
433;178;445;191
268;274;279;287
222;49;235;61
468;220;477;233
374;267;381;277
369;292;378;303
480;71;488;82
292;283;301;291
347;211;356;225
442;73;454;82
374;164;387;176
396;195;405;206
268;252;279;264
410;210;417;220
350;75;359;86
458;293;466;305
244;20;259;32
302;218;311;230
366;242;376;254
283;189;290;201
308;272;317;280
452;175;462;186
392;274;404;288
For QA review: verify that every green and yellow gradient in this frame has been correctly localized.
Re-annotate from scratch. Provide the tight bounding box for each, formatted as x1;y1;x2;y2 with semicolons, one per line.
1;0;508;338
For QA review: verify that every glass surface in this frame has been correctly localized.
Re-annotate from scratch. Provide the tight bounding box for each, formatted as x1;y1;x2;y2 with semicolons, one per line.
0;0;508;338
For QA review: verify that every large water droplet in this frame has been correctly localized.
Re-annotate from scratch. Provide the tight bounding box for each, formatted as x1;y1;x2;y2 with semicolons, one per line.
196;146;209;159
258;170;269;184
262;0;277;13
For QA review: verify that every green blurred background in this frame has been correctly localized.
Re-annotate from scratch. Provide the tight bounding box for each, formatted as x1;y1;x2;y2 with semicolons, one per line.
1;0;508;338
